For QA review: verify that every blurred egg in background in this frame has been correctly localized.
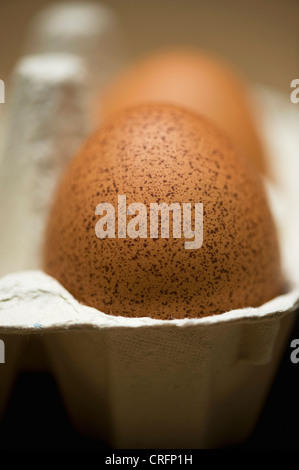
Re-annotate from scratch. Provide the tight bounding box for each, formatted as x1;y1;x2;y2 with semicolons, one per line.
99;48;268;173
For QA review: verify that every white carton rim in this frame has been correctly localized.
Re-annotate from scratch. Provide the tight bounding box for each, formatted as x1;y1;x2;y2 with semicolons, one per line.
0;270;298;334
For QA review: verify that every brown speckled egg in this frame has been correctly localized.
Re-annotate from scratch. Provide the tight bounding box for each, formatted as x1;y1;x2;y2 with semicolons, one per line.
43;104;283;319
98;49;267;174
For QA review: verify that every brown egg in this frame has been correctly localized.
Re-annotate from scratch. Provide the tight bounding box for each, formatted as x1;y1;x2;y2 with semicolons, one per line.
99;49;267;174
43;104;282;319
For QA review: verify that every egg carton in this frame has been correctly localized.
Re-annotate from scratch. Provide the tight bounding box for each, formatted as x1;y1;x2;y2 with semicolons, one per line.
0;2;299;449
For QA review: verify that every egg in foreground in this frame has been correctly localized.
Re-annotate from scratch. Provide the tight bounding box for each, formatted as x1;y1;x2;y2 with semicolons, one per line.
43;104;283;319
99;49;267;174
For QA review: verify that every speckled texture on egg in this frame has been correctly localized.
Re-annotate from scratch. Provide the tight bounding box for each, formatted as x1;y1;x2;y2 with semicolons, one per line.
43;104;283;319
99;49;267;174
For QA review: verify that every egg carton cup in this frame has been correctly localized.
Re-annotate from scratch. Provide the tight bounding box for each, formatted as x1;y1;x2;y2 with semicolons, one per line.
0;270;298;448
25;2;126;95
0;2;299;448
0;333;26;419
0;1;125;276
0;0;125;428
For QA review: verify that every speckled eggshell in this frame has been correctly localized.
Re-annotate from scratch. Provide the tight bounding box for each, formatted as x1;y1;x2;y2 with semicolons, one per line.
99;49;267;174
43;104;283;319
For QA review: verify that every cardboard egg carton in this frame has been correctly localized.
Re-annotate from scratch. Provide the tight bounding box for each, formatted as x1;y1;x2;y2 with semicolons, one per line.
0;2;299;449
